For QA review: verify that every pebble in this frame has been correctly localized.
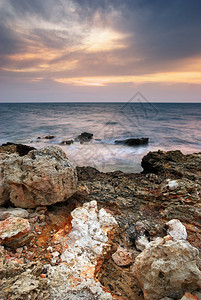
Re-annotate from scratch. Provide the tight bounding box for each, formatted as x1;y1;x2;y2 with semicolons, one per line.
16;247;23;254
47;246;53;252
52;251;59;258
39;215;45;222
112;246;134;266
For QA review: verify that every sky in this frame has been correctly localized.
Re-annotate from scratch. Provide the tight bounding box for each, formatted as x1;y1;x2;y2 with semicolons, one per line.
0;0;201;102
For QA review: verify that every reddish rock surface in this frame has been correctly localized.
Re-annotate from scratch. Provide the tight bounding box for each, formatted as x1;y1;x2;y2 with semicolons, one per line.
0;146;77;208
0;217;31;248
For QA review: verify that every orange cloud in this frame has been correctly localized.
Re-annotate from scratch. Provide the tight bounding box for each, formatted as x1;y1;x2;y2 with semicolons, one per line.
54;71;201;86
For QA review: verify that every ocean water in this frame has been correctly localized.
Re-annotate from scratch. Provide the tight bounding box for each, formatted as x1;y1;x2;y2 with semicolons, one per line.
0;102;201;173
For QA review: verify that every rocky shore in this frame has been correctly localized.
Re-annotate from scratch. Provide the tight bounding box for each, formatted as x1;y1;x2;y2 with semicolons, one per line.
0;144;201;299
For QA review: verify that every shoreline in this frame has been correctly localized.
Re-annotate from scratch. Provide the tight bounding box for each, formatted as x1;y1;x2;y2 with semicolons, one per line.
0;145;201;299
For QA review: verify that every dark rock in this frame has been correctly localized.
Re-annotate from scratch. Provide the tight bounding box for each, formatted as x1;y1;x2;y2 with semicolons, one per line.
0;143;36;156
37;135;55;140
115;138;149;146
141;150;201;179
44;135;55;139
76;166;101;181
60;140;74;145
76;132;93;143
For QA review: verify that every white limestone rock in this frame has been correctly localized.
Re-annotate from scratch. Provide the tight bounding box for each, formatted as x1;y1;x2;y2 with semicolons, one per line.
48;200;118;299
165;219;187;240
132;237;201;300
166;179;179;190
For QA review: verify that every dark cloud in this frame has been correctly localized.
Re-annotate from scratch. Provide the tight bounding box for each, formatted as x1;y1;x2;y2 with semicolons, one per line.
1;0;201;78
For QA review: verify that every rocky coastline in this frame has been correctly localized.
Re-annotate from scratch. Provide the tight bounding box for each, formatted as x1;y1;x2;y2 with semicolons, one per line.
0;144;201;299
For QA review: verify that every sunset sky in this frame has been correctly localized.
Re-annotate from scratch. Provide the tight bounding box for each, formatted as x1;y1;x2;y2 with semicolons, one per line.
1;0;201;102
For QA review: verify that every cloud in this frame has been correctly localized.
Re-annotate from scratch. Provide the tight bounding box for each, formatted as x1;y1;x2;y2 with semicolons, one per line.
0;0;201;103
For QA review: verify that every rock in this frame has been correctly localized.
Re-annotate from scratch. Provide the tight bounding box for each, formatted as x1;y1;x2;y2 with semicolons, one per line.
48;200;118;299
0;207;29;221
112;246;134;266
0;245;5;271
166;179;179;190
165;219;187;240
180;292;201;300
0;146;77;208
60;140;74;145
135;235;150;251
0;142;35;156
44;135;55;139
141;150;201;179
115;137;149;146
76;132;93;143
129;222;150;251
132;237;201;300
76;166;101;181
0;217;32;248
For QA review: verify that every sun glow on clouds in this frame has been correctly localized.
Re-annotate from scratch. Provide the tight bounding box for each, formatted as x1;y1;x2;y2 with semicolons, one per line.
1;0;201;100
84;28;127;52
54;71;201;86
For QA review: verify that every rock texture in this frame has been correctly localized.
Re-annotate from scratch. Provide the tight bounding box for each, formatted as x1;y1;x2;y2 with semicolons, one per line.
112;246;134;266
165;219;187;240
141;150;201;180
0;207;29;221
0;149;201;299
0;146;77;208
0;142;35;156
132;237;201;300
180;292;201;300
48;200;118;299
0;217;31;248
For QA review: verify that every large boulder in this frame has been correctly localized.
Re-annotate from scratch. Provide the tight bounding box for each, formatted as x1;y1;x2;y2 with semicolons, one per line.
141;150;201;179
132;237;201;300
0;146;77;208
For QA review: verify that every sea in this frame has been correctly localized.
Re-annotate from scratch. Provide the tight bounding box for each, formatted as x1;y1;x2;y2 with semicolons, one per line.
0;102;201;173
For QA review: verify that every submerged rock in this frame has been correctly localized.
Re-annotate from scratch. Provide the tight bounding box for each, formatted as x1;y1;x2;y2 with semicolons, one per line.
132;237;201;300
76;132;93;143
44;135;55;139
115;137;149;146
48;200;118;299
60;140;74;145
0;217;31;248
0;146;77;208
